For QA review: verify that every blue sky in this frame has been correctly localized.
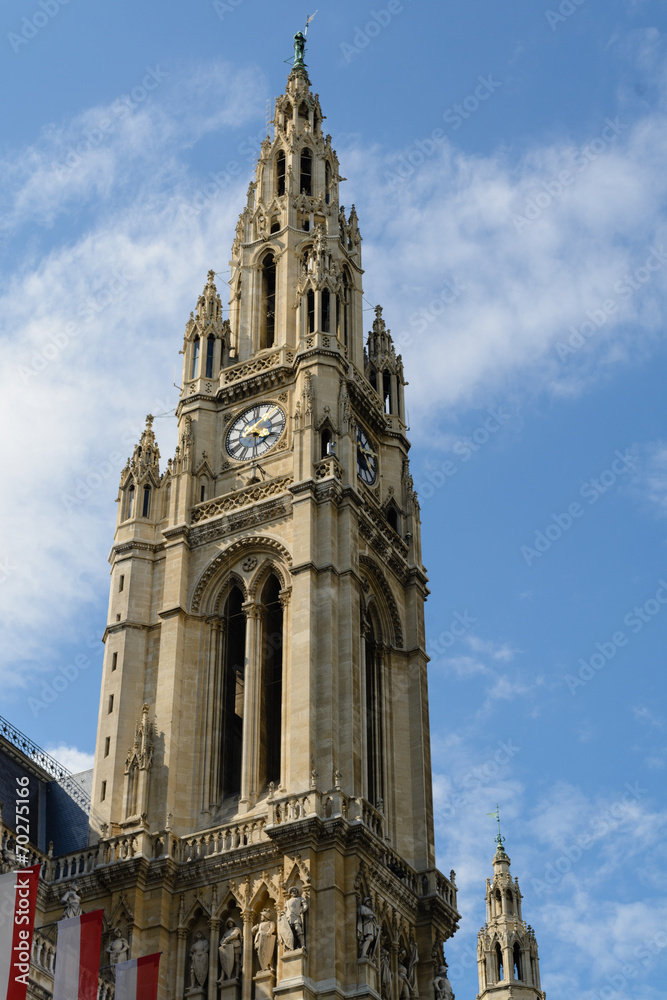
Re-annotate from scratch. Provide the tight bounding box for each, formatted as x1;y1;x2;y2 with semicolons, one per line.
1;1;666;998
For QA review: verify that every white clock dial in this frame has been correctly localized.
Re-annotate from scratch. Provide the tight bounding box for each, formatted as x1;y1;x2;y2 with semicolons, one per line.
226;403;286;461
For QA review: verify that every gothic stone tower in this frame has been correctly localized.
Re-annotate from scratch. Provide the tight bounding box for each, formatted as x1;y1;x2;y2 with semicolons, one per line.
68;43;460;1000
476;843;545;1000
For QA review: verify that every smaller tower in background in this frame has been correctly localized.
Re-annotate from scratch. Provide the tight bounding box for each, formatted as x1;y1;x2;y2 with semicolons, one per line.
476;816;546;1000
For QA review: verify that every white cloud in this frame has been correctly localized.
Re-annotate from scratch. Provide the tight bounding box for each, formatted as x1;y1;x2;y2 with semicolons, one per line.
45;744;95;773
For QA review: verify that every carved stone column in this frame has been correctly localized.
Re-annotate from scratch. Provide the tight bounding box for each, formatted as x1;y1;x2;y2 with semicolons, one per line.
241;910;254;1000
239;604;260;811
176;928;189;999
208;918;220;1000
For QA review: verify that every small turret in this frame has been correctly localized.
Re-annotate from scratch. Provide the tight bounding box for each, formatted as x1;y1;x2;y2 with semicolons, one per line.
476;816;546;1000
365;305;406;421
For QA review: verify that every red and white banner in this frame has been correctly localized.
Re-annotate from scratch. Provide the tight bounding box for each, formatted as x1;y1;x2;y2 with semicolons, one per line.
114;953;161;1000
52;909;104;1000
0;864;40;1000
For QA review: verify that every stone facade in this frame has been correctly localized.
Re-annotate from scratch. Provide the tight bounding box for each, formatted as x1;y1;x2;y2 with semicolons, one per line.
20;49;460;1000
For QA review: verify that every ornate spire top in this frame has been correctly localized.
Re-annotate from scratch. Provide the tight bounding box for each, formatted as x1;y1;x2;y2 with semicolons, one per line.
488;804;506;854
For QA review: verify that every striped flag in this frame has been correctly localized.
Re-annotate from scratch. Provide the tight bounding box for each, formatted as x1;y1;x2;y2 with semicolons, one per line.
114;953;161;1000
52;910;104;1000
0;864;40;1000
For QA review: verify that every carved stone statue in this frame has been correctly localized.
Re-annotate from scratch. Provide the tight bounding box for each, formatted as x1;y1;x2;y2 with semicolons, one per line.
357;897;379;959
380;944;393;1000
188;931;209;989
0;838;18;874
61;881;82;918
433;964;455;1000
107;928;130;967
218;919;243;982
277;887;308;951
252;909;276;971
398;944;419;1000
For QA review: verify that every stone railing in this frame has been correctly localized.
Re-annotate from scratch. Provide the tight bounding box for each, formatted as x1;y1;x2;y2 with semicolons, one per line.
175;817;269;862
32;929;56;977
191;475;293;524
220;346;295;385
314;454;344;481
0;714;91;811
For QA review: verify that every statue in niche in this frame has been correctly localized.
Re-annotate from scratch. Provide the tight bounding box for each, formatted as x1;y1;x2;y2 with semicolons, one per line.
188;931;209;989
380;943;393;1000
397;944;419;1000
433;964;455;1000
218;919;243;982
357;897;379;959
107;928;130;967
252;909;276;971
61;881;82;918
0;838;18;874
277;887;308;951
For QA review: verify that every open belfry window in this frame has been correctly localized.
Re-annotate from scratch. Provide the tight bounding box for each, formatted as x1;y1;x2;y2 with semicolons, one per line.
260;574;283;787
260;253;276;349
300;147;312;196
276;150;286;196
220;586;246;798
364;612;384;809
191;335;200;379
205;334;215;378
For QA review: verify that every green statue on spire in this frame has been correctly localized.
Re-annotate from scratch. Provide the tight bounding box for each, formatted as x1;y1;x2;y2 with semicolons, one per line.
293;31;306;68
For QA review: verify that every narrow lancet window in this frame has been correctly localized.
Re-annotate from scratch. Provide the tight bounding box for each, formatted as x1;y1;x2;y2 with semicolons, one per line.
191;336;200;379
383;370;392;413
495;942;504;982
513;944;522;981
325;160;332;204
365;616;384;809
126;485;135;519
142;485;151;518
307;289;315;334
221;586;245;797
206;335;215;378
321;429;332;458
260;254;276;349
321;288;331;333
260;575;283;788
276;150;286;196
300;147;312;196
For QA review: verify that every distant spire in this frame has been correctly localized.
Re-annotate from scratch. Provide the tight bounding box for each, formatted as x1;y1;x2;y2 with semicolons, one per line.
487;804;506;854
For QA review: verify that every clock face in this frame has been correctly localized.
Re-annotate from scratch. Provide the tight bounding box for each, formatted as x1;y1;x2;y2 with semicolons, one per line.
226;403;286;461
356;427;377;485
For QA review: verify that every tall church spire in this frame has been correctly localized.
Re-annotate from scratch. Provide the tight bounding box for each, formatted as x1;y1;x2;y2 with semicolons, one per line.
476;837;546;1000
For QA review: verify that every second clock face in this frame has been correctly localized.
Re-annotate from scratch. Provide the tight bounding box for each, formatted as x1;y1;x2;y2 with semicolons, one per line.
226;403;286;461
356;426;377;485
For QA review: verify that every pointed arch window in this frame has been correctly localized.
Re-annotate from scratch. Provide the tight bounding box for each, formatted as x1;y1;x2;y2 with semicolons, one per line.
325;161;332;204
513;943;522;981
495;888;502;917
321;428;332;459
364;613;384;809
505;889;514;914
321;288;331;333
260;575;283;787
300;147;312;196
383;370;392;413
126;485;135;520
307;289;315;334
495;942;504;982
276;150;286;196
260;254;276;350
191;336;200;379
205;335;215;378
220;586;246;798
142;485;151;518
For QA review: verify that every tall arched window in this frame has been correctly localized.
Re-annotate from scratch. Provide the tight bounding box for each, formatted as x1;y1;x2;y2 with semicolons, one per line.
364;614;384;809
126;485;135;519
260;254;276;350
260;575;283;787
495;942;504;982
513;944;522;981
221;586;246;798
495;889;502;917
307;289;315;334
506;889;514;914
321;288;331;333
276;150;286;196
383;370;392;413
321;428;332;459
191;336;200;379
325;161;332;204
206;335;215;378
340;270;350;346
142;485;151;518
300;148;312;196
